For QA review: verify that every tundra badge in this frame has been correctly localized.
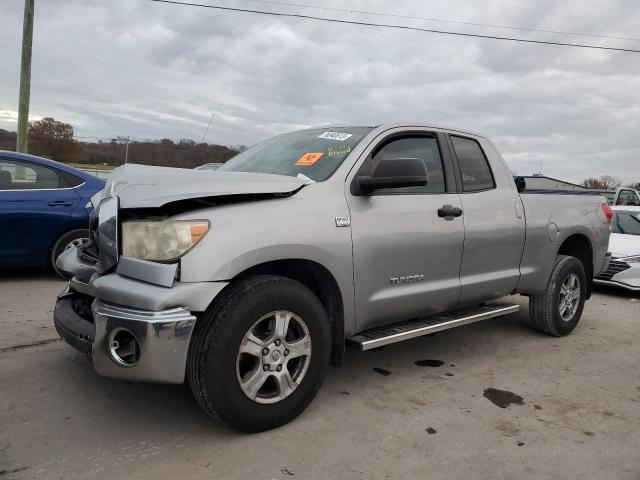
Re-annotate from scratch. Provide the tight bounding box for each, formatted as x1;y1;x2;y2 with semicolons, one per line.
390;274;425;285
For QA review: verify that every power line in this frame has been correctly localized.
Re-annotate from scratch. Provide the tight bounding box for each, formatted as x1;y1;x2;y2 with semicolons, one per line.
242;0;640;43
148;0;640;54
200;112;215;143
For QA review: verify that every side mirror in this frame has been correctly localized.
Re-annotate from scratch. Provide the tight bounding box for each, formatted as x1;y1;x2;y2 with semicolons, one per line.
356;158;428;194
514;176;527;193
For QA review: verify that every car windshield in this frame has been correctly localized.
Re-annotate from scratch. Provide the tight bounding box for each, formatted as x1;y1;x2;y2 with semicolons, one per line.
612;211;640;236
216;127;373;181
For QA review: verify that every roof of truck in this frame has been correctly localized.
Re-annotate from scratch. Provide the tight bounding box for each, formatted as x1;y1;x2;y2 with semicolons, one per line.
316;123;488;139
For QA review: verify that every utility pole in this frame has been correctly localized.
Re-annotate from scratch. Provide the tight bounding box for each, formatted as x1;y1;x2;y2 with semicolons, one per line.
124;136;130;164
16;0;35;153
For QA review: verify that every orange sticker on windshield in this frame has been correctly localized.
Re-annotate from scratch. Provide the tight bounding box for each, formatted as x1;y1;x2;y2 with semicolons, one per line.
295;152;324;166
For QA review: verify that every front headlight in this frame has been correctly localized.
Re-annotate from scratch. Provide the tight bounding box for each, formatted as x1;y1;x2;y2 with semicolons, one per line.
121;220;210;262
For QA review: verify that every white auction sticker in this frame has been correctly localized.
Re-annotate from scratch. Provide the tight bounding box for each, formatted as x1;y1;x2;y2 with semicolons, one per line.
317;131;353;141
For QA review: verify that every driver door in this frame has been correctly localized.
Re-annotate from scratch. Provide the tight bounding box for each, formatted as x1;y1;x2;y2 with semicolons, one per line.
346;130;465;332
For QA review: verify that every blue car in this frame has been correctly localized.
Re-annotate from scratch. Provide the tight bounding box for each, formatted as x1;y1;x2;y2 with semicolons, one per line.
0;151;105;278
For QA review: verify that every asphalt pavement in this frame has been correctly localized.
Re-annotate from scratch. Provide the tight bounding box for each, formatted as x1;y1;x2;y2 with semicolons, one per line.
1;271;639;480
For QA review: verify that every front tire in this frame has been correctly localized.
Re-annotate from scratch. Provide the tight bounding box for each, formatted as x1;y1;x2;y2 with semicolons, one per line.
188;275;331;432
528;255;587;336
51;229;89;279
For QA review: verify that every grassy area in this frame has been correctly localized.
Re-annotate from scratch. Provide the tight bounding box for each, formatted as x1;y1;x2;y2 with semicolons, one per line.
66;163;115;171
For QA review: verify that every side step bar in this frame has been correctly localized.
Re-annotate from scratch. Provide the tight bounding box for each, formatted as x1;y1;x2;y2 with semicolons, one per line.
347;303;519;351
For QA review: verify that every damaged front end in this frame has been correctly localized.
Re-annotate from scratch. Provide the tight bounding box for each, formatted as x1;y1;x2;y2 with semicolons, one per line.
54;195;200;383
53;167;307;383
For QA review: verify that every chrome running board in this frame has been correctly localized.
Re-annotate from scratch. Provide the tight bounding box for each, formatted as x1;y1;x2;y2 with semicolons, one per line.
347;303;519;351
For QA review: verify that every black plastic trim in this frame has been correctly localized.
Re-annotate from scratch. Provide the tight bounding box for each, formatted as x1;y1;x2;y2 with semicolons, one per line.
54;295;96;354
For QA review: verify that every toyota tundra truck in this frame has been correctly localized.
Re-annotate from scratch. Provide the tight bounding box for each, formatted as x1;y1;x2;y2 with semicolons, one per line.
54;124;612;432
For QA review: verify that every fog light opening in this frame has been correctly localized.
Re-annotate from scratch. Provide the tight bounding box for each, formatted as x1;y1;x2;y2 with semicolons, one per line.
109;329;140;367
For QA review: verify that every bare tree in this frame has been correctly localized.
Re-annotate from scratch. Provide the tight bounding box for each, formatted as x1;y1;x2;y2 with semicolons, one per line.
28;117;81;161
581;175;622;190
230;144;248;153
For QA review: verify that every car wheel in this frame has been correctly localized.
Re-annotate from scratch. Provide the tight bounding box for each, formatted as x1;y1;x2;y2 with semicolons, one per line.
528;255;587;336
51;229;89;279
188;275;331;432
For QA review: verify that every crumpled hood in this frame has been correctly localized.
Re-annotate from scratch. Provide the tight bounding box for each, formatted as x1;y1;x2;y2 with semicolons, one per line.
608;233;640;258
100;164;307;208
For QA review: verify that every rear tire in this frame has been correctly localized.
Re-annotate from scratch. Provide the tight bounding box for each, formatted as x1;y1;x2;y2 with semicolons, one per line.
528;255;586;336
188;275;331;432
51;229;89;279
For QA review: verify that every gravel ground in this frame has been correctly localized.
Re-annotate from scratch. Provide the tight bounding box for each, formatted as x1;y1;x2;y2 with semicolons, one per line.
1;271;639;480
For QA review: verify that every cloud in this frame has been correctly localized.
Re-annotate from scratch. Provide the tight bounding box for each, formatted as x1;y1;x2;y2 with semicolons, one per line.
1;0;639;183
0;109;42;124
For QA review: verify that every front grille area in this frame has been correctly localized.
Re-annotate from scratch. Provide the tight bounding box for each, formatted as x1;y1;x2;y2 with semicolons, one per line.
595;258;631;281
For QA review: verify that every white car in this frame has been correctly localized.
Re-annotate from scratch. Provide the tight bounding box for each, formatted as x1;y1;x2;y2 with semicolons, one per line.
595;206;640;291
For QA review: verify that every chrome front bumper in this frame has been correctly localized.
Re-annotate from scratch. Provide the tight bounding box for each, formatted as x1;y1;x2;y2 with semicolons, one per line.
92;300;196;384
54;245;229;383
55;293;197;384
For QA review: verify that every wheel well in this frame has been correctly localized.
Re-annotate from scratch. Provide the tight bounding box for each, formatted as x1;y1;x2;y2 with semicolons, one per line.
557;234;593;299
234;260;345;366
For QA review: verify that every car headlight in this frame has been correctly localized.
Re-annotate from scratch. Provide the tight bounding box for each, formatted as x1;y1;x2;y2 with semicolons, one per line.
622;255;640;263
121;220;210;262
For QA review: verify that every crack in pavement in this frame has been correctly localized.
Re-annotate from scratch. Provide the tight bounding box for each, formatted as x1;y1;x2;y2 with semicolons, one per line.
0;338;61;353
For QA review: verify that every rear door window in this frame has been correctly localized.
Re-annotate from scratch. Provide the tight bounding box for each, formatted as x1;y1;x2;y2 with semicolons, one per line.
59;170;85;188
0;159;62;190
451;136;495;192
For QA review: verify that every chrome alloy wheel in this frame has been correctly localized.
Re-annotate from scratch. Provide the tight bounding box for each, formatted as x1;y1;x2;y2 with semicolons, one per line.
236;310;312;404
559;273;581;321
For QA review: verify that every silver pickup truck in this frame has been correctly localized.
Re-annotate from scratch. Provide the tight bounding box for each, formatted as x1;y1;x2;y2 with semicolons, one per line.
54;123;612;432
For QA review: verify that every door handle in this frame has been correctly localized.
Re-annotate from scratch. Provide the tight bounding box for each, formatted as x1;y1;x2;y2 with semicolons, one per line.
437;205;463;218
48;200;73;207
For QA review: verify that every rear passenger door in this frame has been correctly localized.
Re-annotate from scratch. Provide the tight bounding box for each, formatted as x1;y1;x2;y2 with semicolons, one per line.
447;135;525;305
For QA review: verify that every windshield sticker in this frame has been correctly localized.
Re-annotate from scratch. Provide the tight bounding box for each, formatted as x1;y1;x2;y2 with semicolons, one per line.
327;145;351;157
295;152;324;166
317;131;353;141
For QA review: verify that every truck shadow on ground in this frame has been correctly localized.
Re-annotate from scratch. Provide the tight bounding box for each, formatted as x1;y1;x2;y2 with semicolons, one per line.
42;289;632;439
52;305;551;437
593;284;640;299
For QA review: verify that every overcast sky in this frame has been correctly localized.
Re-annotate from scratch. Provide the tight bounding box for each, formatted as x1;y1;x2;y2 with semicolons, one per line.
1;0;639;182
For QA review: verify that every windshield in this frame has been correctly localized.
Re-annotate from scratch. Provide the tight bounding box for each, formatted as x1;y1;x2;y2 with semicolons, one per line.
217;127;373;181
612;211;640;236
